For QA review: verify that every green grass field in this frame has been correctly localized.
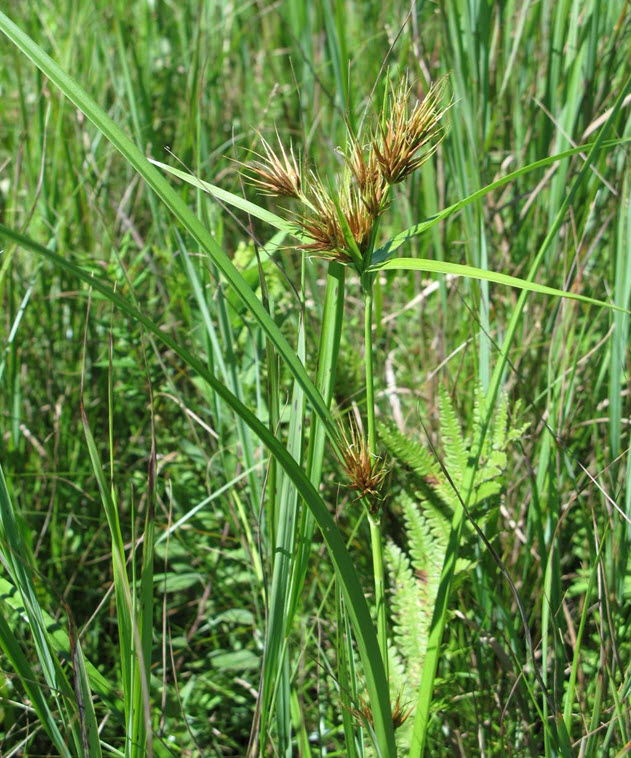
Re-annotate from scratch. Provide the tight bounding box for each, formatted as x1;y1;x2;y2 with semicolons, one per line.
1;2;630;756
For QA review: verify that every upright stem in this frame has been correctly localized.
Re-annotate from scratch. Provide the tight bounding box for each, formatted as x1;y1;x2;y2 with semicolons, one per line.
362;274;388;683
363;276;376;452
369;511;388;680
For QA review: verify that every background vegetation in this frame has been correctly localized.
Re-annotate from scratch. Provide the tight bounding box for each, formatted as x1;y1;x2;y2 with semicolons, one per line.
0;1;630;756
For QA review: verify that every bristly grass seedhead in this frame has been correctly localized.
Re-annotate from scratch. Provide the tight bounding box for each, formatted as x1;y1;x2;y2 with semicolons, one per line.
243;74;448;269
372;77;449;185
347;692;412;731
292;174;352;262
338;415;388;509
340;181;375;253
247;132;302;198
346;133;388;218
292;172;377;263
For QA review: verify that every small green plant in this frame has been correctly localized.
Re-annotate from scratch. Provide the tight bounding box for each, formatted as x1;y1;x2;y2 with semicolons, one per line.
379;388;528;749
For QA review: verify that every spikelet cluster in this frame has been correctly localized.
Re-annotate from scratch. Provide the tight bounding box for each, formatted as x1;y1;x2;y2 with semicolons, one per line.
347;691;412;731
337;415;388;511
244;76;449;268
372;77;448;184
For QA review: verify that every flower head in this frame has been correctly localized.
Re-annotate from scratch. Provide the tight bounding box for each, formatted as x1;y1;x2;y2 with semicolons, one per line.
247;132;302;198
346;134;387;217
242;75;449;269
372;77;448;184
346;691;412;731
293;174;351;262
338;415;388;508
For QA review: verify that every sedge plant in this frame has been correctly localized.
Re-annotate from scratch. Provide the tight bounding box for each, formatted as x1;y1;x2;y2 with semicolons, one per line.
245;76;450;685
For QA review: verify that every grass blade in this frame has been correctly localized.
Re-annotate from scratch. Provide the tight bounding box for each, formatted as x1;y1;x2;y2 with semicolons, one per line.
0;469;74;757
80;412;151;758
372;137;631;265
69;618;103;758
370;256;628;313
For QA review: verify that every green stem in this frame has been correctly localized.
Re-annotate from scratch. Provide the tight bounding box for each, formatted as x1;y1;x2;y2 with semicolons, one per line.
363;276;376;452
368;513;388;681
363;275;388;681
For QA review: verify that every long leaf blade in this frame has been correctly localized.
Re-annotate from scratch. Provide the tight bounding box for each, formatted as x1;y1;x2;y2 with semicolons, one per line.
0;10;339;453
370;257;627;313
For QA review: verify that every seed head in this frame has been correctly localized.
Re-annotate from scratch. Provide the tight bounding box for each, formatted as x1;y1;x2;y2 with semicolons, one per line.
346;135;388;218
247;132;303;198
391;692;412;730
373;77;448;184
340;182;374;253
294;174;351;262
294;173;376;263
338;415;388;509
347;692;412;731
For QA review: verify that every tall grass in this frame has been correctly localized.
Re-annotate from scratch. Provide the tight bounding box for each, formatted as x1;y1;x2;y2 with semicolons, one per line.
0;2;630;756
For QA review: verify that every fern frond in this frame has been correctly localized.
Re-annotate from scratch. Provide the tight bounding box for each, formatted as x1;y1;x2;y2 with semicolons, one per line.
382;386;526;752
385;538;428;687
378;419;439;483
438;386;468;478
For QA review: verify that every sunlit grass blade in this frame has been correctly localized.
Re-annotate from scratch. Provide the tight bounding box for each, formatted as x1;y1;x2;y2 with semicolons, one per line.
337;583;363;758
371;137;631;265
176;227;263;509
149;159;300;237
0;575;120;713
80;412;151;758
262;311;307;752
370;256;628;313
0;467;76;756
0;606;71;757
562;529;605;738
0;465;82;755
69;618;103;758
291;261;346;618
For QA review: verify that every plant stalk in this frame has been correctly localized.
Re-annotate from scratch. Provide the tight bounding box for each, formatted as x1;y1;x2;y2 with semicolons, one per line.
363;274;388;682
363;275;376;452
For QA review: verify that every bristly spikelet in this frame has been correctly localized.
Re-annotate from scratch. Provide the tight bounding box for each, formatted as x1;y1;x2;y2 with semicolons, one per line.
372;77;448;185
340;180;375;252
345;133;387;218
293;173;352;262
347;692;411;731
338;415;388;510
293;172;376;262
247;132;302;198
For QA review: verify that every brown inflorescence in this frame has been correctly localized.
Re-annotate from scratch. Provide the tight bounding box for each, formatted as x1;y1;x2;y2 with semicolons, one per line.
244;75;448;266
247;133;302;198
346;135;388;218
372;77;448;185
338;415;388;508
347;692;412;731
